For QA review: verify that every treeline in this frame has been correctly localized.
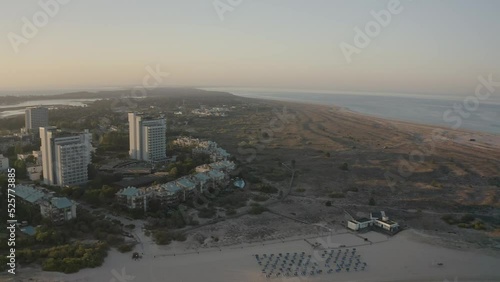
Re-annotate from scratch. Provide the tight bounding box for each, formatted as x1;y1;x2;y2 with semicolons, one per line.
18;242;108;273
97;132;129;152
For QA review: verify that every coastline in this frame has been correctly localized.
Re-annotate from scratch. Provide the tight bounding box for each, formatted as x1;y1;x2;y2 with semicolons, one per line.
1;89;499;281
232;93;500;137
255;98;500;151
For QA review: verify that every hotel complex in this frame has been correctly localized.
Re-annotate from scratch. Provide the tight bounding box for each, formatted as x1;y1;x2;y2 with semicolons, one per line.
39;126;92;187
25;106;49;133
128;112;167;162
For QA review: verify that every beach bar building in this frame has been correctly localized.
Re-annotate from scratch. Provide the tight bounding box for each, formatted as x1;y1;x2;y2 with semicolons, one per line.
347;218;373;231
345;210;400;234
371;211;400;233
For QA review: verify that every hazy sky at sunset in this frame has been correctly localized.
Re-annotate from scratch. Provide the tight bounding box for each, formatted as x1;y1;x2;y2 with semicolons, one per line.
1;0;499;95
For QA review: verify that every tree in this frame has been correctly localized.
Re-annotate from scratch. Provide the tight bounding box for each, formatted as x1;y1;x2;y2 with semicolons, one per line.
13;159;27;179
15;143;24;154
339;163;349;171
25;155;36;164
368;197;376;206
169;167;178;178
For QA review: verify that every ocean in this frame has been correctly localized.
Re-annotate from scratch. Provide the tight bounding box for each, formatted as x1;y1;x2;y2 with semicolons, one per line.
208;88;500;135
1;88;498;134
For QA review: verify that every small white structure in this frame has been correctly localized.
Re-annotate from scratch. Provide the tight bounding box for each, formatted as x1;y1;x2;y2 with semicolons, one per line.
371;211;400;233
346;210;400;234
26;165;43;181
18;151;42;164
347;218;373;231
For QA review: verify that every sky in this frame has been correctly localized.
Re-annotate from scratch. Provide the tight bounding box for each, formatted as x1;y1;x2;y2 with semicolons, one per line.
1;0;500;96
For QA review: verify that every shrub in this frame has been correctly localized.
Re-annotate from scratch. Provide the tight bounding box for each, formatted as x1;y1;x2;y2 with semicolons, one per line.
329;192;345;198
117;243;135;253
153;231;186;245
198;208;217;219
325;201;332;207
461;214;475;223
252;194;269;202
259;184;279;194
226;208;237;216
368;197;376;206
339;163;349;171
473;221;486;231
249;205;268;215
441;215;455;225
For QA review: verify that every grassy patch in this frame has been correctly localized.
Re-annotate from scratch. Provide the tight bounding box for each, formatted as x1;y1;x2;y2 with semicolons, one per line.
442;214;486;230
329;192;345;198
249;205;268;215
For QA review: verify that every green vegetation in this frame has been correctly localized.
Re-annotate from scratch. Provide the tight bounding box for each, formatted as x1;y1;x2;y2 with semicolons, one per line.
264;168;288;181
441;214;487;230
338;163;349;171
344;187;359;193
61;185;119;208
18;242;109;274
329;192;345;198
117;243;136;253
198;207;217;219
146;208;196;229
368;197;376;206
11;159;27;179
213;190;249;209
251;183;278;194
124;224;136;229
295;188;306;193
488;177;500;187
249;204;268;215
225;208;237;216
98;132;129;152
431;180;443;188
252;194;269;202
152;231;187;245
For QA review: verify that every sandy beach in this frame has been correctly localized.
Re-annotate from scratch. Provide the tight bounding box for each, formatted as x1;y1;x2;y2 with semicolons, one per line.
7;228;500;282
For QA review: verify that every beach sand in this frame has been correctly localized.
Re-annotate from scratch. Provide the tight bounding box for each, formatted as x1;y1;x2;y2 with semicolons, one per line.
10;229;500;282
